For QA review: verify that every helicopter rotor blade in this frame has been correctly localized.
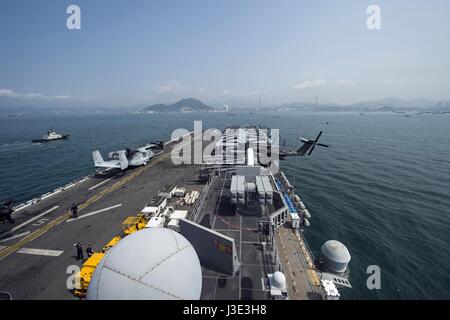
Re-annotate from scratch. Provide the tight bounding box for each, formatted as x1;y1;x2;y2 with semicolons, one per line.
308;131;323;155
307;144;316;156
317;143;329;148
314;131;323;143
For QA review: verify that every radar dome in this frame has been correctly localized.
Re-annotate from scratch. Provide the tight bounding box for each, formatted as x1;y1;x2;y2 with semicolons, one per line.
86;228;202;300
272;271;286;289
321;240;351;273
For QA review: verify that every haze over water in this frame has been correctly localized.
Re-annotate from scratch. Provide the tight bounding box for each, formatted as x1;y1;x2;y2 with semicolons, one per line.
0;112;449;299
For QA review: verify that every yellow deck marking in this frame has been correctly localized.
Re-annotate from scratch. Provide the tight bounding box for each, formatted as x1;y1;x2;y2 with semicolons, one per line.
306;268;322;287
277;226;323;294
0;150;174;261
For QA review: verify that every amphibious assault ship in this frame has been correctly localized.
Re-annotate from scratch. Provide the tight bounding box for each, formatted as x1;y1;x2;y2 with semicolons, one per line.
0;126;352;300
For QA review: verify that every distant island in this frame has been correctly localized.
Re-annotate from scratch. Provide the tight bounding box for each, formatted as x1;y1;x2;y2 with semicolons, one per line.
140;98;214;113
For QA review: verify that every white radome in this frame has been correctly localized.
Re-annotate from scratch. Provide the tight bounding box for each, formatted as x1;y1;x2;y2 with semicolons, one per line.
272;271;287;289
86;228;202;300
321;240;351;273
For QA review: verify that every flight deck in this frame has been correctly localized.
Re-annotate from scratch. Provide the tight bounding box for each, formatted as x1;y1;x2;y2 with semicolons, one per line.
0;129;351;300
0;138;203;299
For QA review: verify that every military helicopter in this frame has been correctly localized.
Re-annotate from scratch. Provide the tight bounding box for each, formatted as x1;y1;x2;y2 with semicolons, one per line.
0;198;15;224
279;131;329;159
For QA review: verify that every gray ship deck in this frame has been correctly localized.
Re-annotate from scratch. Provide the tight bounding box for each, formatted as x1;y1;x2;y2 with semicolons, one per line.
197;175;276;300
275;225;322;300
0;141;203;299
0;134;323;300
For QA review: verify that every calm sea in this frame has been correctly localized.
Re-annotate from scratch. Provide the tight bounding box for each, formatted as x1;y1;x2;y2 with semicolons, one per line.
0;112;449;299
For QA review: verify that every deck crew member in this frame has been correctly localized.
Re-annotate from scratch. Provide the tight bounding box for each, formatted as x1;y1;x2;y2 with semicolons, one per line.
75;242;84;260
70;203;78;218
86;245;94;258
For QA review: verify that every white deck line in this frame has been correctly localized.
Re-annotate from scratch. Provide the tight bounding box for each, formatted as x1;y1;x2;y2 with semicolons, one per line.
88;178;113;191
0;231;31;243
17;248;64;257
7;206;59;234
66;204;122;223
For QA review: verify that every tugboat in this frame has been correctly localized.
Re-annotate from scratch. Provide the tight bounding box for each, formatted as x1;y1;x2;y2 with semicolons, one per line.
32;130;70;143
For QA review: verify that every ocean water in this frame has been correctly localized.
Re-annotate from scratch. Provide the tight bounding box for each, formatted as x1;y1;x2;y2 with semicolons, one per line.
0;112;449;299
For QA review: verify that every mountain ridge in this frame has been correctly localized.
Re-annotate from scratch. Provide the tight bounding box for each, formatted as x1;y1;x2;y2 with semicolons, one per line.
141;98;213;113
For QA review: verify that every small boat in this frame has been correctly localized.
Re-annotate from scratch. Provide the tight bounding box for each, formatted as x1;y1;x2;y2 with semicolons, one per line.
32;130;70;143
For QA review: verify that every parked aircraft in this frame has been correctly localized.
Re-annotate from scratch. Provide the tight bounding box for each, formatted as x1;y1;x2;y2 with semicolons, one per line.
93;146;155;170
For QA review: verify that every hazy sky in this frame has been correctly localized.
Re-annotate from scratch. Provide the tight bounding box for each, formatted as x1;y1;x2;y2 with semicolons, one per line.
1;0;449;107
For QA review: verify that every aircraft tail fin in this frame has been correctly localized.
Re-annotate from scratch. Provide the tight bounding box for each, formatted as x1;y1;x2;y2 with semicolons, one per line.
118;151;129;170
93;150;104;166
